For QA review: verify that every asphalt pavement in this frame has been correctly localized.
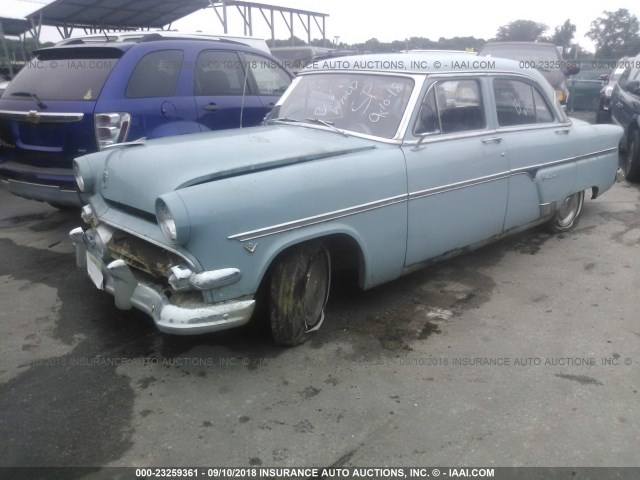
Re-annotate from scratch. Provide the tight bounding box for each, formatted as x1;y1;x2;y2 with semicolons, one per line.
0;157;639;473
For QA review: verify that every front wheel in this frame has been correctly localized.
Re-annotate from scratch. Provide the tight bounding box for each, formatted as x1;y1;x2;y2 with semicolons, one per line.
269;242;331;346
545;190;585;233
624;130;640;183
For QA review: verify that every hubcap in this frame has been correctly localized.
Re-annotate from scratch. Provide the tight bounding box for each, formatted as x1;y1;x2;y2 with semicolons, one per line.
556;192;582;227
302;251;330;332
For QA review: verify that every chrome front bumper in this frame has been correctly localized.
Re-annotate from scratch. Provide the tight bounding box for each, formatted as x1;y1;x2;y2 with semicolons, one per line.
69;226;255;335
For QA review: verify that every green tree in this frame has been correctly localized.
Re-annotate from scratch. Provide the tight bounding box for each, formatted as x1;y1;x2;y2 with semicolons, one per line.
551;19;576;55
495;20;548;42
587;9;640;59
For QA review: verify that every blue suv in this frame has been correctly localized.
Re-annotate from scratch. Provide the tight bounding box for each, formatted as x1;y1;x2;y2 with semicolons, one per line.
0;33;292;207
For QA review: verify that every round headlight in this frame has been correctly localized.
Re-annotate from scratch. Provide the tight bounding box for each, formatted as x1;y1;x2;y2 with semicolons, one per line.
73;157;94;193
73;160;85;192
157;201;177;243
156;194;191;245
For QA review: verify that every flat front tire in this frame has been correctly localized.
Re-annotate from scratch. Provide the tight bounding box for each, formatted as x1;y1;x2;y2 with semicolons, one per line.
269;243;331;346
545;190;585;233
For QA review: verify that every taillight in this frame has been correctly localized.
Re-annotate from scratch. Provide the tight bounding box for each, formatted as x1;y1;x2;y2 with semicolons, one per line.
94;113;131;150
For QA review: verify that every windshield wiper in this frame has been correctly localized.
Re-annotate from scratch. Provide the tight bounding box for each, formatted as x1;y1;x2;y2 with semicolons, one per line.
10;91;48;109
305;117;349;137
268;117;301;124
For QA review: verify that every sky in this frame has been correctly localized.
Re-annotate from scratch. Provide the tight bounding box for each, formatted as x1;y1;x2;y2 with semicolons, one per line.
171;0;640;52
6;0;640;52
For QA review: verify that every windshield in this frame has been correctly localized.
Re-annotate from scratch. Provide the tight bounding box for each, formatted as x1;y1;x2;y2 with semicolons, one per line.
269;73;414;139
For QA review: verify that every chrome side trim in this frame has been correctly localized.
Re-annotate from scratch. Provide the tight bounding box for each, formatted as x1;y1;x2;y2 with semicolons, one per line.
228;147;618;242
409;171;511;201
0;110;84;123
510;147;619;179
228;194;407;242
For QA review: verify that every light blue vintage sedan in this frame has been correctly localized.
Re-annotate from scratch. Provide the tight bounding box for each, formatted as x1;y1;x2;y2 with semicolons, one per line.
70;53;624;345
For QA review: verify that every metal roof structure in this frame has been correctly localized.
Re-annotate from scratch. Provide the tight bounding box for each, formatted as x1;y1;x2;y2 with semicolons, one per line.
27;0;211;34
209;1;328;45
0;1;50;78
0;17;32;37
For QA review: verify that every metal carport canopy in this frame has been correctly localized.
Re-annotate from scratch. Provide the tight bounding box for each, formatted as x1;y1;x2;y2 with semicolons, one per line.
27;0;211;30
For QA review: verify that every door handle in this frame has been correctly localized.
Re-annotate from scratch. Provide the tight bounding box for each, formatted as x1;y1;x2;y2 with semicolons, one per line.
481;137;502;144
203;103;221;112
555;128;570;135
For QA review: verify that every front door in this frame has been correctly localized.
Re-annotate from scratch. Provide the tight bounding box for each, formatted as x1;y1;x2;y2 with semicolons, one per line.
403;78;509;267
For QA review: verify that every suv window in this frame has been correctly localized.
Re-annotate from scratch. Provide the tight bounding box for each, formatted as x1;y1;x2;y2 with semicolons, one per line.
3;50;120;101
126;50;184;98
195;50;248;96
414;79;485;135
493;78;554;126
244;53;291;96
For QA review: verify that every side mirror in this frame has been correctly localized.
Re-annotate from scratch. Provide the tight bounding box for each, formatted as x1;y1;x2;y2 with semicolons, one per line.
599;73;609;82
565;63;580;76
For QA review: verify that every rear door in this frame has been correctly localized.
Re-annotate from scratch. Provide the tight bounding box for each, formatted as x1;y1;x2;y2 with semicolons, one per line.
611;65;640;135
193;50;264;130
95;47;197;141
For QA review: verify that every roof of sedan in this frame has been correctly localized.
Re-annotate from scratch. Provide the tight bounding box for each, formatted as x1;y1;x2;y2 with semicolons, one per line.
301;52;536;77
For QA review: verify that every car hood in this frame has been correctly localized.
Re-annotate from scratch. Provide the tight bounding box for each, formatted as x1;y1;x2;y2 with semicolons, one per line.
98;124;377;214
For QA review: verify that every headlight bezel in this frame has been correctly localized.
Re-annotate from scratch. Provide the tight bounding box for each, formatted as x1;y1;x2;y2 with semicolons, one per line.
73;157;94;193
155;195;191;245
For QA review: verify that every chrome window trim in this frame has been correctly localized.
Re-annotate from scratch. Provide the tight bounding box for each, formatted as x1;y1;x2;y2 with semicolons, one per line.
403;121;573;147
228;147;617;242
273;71;426;143
0;110;85;123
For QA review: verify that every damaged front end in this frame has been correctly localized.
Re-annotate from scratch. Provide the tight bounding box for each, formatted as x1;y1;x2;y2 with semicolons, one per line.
69;208;255;335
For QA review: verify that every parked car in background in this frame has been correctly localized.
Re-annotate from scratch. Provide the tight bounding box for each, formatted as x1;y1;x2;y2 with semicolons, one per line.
0;32;292;208
567;67;608;112
479;42;580;105
70;53;623;346
597;58;629;124
611;53;640;182
271;46;335;73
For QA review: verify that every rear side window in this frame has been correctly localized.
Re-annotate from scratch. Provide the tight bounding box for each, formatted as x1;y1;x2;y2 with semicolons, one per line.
195;51;248;96
126;50;183;98
3;51;120;101
493;79;554;126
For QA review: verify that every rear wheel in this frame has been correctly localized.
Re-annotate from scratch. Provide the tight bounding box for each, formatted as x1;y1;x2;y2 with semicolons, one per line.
545;190;585;233
624;130;640;183
269;242;331;346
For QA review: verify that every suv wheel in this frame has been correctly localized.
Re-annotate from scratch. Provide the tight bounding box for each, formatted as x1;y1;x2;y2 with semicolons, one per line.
624;130;640;183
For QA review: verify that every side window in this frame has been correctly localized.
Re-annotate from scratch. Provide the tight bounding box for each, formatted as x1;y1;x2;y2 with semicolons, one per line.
414;86;440;135
126;50;183;98
244;53;291;96
617;68;631;90
414;79;485;135
493;79;554;126
195;51;248;96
